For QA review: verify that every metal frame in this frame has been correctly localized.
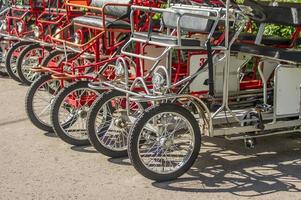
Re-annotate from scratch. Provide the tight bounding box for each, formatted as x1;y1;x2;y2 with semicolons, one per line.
89;1;301;141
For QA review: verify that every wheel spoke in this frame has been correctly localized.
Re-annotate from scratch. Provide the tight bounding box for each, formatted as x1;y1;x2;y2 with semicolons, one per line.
137;111;195;174
57;87;98;140
94;93;144;152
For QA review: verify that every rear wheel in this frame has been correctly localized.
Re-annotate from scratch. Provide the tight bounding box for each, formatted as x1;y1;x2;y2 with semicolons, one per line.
51;81;101;146
128;103;201;182
5;41;32;82
16;43;52;85
87;90;147;158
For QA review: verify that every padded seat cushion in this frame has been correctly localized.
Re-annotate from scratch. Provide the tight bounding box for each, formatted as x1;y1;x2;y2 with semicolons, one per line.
90;0;131;18
243;1;301;26
20;0;47;8
261;5;301;26
231;43;301;63
133;32;205;47
162;7;213;32
73;15;130;29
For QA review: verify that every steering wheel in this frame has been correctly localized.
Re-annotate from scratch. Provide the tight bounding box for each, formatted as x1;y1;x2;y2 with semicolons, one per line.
234;0;267;22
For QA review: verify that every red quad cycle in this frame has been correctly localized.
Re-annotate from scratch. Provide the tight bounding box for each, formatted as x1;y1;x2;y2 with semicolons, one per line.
14;0;84;85
25;0;161;146
84;1;301;177
1;0;48;82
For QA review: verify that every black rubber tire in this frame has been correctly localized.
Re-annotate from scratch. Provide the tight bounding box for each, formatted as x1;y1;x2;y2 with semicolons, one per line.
25;51;76;132
5;41;32;82
128;103;201;182
25;74;55;132
16;43;52;86
40;50;64;67
51;81;101;146
87;90;147;158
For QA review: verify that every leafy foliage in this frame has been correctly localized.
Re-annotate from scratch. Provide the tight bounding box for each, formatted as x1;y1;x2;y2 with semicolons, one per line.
264;24;295;38
239;0;300;38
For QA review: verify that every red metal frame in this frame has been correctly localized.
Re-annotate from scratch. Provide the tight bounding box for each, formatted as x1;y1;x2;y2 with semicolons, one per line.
1;0;47;39
30;0;163;108
37;0;161;78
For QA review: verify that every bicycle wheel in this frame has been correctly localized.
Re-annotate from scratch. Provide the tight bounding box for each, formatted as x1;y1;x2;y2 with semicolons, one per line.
128;103;201;181
25;74;63;132
87;90;147;158
5;41;32;82
16;43;52;85
51;81;101;146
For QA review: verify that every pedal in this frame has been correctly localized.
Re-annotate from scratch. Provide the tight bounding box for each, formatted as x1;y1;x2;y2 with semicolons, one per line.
244;138;257;149
254;104;272;130
255;103;272;112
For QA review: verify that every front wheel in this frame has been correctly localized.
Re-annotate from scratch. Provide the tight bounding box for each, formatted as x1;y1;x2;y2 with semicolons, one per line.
25;74;62;132
51;81;101;146
16;43;52;86
40;50;65;68
5;41;32;82
128;103;201;182
87;90;147;158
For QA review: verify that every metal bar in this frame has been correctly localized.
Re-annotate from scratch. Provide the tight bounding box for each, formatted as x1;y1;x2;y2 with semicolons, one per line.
258;61;267;104
225;129;301;140
213;118;301;136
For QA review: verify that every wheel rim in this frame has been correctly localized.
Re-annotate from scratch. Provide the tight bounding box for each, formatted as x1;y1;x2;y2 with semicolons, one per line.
21;48;50;82
0;49;5;66
57;88;98;140
11;47;22;75
137;112;195;174
94;96;144;152
32;79;61;127
45;52;64;68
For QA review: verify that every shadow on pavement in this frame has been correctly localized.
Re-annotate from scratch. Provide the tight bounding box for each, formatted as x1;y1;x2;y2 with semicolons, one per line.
0;117;29;127
70;145;98;153
153;134;301;197
108;157;131;166
44;132;56;138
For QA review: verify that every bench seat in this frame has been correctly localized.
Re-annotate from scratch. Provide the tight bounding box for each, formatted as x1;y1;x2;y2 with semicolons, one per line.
73;15;130;29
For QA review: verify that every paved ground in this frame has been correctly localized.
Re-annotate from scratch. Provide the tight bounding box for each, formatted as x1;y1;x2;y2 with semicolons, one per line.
0;78;301;200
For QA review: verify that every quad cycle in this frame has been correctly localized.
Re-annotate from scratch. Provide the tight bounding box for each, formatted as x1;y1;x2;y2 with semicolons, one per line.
0;0;50;82
85;0;301;182
25;0;161;146
2;0;84;85
82;0;301;159
14;0;86;85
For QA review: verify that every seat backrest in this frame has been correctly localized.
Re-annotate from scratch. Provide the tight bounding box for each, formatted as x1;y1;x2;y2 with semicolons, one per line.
69;0;88;6
242;0;301;26
21;0;45;8
261;5;301;26
48;0;64;8
90;0;132;18
162;7;213;33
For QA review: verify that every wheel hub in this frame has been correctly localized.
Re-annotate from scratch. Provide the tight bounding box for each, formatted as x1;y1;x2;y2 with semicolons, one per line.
114;118;127;128
159;137;173;149
78;110;87;118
